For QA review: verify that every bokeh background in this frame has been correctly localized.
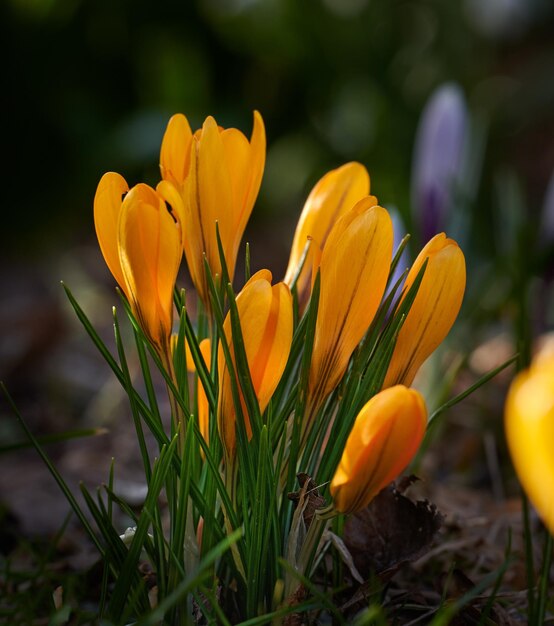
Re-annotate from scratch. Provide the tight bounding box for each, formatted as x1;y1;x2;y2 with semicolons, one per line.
4;0;554;260
1;0;554;600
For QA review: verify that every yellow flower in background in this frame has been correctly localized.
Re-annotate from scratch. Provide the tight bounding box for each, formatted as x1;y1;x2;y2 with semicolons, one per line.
158;112;266;308
330;385;427;514
308;199;393;410
383;232;465;388
505;353;554;535
218;270;293;459
284;162;370;301
94;173;182;351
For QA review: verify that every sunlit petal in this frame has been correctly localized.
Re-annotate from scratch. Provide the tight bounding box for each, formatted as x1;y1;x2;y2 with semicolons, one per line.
284;162;370;299
94;172;130;297
160;113;193;187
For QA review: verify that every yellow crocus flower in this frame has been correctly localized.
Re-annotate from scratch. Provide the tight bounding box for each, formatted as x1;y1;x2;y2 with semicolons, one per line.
94;173;182;352
218;270;293;459
284;162;370;300
505;353;554;535
330;385;427;514
158;112;266;308
383;232;465;388
308;199;393;410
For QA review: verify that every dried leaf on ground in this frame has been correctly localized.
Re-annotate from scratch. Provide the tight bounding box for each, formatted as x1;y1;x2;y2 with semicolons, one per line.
343;476;444;581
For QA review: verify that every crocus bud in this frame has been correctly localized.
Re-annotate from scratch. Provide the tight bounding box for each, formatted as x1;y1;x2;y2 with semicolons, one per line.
94;173;182;352
505;352;554;535
383;233;465;388
412;84;467;243
284;162;370;301
308;199;393;409
330;385;427;514
158;112;266;308
218;270;293;459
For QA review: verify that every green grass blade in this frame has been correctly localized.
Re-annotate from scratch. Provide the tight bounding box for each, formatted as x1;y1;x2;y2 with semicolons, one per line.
0;427;107;454
109;435;180;620
137;529;243;626
427;355;517;427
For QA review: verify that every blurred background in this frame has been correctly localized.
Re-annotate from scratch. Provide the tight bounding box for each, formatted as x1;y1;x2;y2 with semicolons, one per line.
3;0;554;259
1;0;554;595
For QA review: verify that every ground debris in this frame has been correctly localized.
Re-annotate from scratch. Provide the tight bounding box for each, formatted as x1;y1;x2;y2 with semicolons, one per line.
343;476;444;581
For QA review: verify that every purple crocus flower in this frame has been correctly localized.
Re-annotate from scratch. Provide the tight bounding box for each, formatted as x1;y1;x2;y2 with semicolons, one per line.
412;83;468;244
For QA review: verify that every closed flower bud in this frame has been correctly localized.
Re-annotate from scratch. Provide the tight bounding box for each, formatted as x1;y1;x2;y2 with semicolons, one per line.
308;199;393;409
383;233;465;388
505;353;554;535
218;270;293;459
331;385;427;514
284;162;370;301
94;173;182;351
158;112;265;308
412;83;467;243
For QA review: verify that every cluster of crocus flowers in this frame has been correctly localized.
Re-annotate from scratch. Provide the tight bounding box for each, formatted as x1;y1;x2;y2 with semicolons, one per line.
93;109;467;519
505;347;554;535
94;172;182;354
218;270;293;460
330;385;427;514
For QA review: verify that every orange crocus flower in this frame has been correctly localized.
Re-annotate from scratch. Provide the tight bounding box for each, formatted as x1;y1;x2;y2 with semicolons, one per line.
218;270;293;459
308;198;393;410
330;385;427;514
383;233;465;388
94;172;182;352
158;112;265;308
284;162;370;301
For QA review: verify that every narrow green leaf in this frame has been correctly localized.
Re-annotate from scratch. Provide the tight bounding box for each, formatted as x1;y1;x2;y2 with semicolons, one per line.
0;427;107;454
137;529;242;626
427;355;517;427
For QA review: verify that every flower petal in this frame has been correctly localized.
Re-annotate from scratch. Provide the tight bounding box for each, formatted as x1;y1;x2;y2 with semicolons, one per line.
160;113;193;186
284;162;370;298
94;172;130;296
